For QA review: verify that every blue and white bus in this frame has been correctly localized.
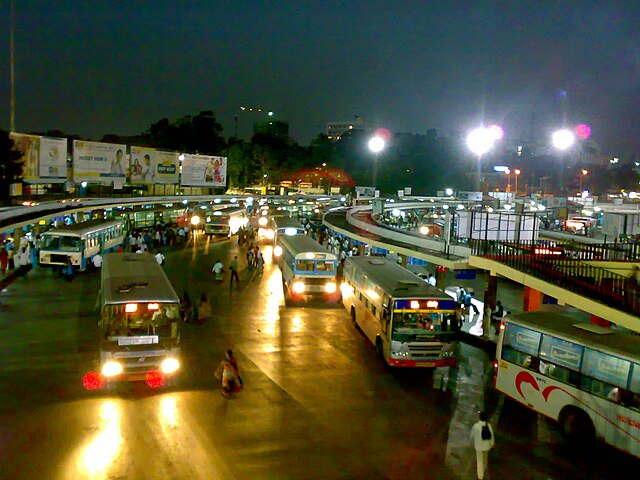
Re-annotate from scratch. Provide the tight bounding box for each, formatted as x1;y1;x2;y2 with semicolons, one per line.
39;218;125;271
264;215;306;245
275;234;340;303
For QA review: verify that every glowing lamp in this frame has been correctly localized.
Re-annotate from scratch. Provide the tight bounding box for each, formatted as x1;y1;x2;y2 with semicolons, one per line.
160;357;180;374
426;300;438;308
101;361;123;377
410;300;420;309
265;230;275;240
292;281;305;294
125;303;138;313
190;215;201;226
324;282;337;294
273;245;283;257
305;252;315;259
419;226;430;235
147;303;160;311
146;370;165;388
258;216;268;226
552;129;575;150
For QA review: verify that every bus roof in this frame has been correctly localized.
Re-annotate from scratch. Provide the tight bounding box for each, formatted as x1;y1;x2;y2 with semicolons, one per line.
44;218;124;237
213;206;246;215
505;311;640;360
271;215;305;230
101;253;179;305
345;256;449;299
278;234;336;260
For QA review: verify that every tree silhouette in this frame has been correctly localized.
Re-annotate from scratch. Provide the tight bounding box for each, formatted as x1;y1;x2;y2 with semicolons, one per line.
0;130;24;205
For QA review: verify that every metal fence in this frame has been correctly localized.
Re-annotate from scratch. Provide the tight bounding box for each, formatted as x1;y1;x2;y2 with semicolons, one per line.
470;239;640;317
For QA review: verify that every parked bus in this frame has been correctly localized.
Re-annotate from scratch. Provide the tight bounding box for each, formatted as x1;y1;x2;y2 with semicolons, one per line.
275;234;339;303
39;218;125;271
204;206;248;236
341;257;458;368
95;253;181;386
495;310;640;458
268;215;306;245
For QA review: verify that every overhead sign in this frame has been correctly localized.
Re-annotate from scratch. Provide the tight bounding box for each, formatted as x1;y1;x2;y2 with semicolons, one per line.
73;140;127;185
10;133;67;183
129;146;179;185
180;154;227;187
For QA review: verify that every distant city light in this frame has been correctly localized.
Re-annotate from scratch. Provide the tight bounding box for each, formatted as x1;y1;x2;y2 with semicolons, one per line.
575;124;591;139
445;188;454;196
552;129;575;150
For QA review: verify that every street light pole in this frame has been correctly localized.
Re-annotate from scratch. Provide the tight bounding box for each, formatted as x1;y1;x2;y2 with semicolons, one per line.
368;136;385;190
514;169;521;196
580;169;588;192
10;0;15;132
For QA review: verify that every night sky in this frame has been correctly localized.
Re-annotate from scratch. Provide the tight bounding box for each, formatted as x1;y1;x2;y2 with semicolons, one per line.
0;1;639;155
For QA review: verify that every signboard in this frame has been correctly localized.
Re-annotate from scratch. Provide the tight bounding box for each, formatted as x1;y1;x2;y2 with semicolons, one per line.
129;146;179;185
455;269;477;280
457;191;483;202
73;140;127;185
180;154;227;187
404;187;412;195
355;186;376;197
10;133;67;183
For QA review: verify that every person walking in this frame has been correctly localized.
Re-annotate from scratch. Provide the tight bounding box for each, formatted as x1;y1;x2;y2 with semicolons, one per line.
155;250;165;266
464;291;479;321
197;293;211;325
256;250;264;273
212;259;224;282
180;291;192;323
63;257;74;283
470;411;495;480
92;252;103;271
215;349;242;398
0;246;8;276
229;256;240;286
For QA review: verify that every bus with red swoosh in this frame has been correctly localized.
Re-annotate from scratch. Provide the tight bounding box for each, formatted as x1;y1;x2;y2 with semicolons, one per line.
495;310;640;458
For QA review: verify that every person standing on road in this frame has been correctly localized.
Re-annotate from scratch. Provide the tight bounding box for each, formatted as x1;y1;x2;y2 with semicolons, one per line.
212;259;224;282
256;250;264;273
229;256;240;286
196;293;211;325
63;257;74;283
215;349;242;398
92;252;103;270
0;246;8;276
155;250;165;266
470;411;495;480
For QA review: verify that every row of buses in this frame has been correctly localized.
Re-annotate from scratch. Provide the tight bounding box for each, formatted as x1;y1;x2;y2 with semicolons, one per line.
38;214;640;459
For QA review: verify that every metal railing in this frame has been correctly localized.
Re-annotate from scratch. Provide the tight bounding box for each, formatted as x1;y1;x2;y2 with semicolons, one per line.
470;239;640;317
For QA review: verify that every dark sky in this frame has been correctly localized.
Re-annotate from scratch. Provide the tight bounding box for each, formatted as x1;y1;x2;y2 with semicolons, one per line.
0;1;639;155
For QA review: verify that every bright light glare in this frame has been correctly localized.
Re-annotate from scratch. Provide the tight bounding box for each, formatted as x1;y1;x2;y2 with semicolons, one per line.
273;245;283;257
292;281;305;294
445;188;454;196
552;129;575;150
368;136;385;153
467;127;495;156
125;303;138;313
160;357;180;374
305;252;315;259
101;361;123;377
284;228;298;236
324;282;337;294
488;124;504;140
419;226;430;235
265;230;275;240
190;215;201;226
258;216;268;226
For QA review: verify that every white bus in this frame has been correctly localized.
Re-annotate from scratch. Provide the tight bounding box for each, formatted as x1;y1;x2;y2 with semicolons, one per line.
266;215;306;245
39;218;125;271
204;206;248;236
275;234;339;303
495;310;640;458
93;253;181;387
341;257;458;368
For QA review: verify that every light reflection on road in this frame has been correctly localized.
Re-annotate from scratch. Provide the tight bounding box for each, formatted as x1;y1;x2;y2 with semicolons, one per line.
77;400;123;479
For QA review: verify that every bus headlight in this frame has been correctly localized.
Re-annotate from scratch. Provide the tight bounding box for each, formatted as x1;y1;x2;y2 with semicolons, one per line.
101;360;123;377
391;350;410;358
292;281;305;294
340;282;353;295
273;245;283;257
324;282;337;294
265;229;275;240
160;357;180;374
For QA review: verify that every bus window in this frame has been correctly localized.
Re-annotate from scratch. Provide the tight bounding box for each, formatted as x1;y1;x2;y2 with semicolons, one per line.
296;260;315;271
60;237;81;251
316;261;335;272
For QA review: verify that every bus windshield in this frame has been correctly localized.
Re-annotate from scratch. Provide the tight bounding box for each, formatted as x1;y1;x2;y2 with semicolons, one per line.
296;259;335;272
42;235;81;251
392;311;457;341
102;303;180;340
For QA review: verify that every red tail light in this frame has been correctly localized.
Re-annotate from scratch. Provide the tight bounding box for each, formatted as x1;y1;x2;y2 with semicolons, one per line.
146;370;165;388
83;371;103;390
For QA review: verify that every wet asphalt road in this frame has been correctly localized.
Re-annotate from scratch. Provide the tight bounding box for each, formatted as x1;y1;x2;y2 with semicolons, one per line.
0;233;637;480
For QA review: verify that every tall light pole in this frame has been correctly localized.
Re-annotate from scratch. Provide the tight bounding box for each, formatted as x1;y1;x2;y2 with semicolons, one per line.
552;129;575;196
10;0;15;132
514;169;521;196
368;136;385;189
467;126;502;191
579;169;588;192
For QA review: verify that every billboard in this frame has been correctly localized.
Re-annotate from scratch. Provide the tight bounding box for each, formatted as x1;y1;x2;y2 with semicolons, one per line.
10;133;67;183
73;140;127;185
129;146;179;185
180;154;227;187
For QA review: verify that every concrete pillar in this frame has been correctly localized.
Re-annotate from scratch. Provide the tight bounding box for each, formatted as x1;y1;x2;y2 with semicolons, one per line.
523;286;542;311
484;273;498;310
435;265;447;287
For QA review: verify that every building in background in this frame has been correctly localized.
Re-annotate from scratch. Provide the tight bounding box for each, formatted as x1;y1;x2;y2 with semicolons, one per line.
326;116;367;141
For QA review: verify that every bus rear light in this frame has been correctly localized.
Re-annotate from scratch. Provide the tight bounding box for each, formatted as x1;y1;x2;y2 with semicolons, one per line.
493;361;499;369
325;282;337;294
499;322;506;330
273;246;283;257
125;303;138;313
292;281;305;294
410;300;420;309
146;370;165;388
147;303;160;311
160;357;180;374
101;361;123;377
83;371;103;390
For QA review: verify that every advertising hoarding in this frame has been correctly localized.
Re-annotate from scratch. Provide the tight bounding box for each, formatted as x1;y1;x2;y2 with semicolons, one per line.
73;140;127;184
10;133;67;183
180;154;227;187
129;147;179;185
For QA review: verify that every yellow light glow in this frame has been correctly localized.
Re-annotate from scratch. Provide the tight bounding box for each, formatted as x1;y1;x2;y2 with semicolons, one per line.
273;245;283;257
258;216;268;226
190;215;201;226
340;282;352;295
410;300;420;309
292;281;305;293
78;400;122;476
160;357;180;374
426;300;438;308
366;289;379;300
265;229;275;240
125;303;138;313
325;282;337;294
419;226;430;235
305;252;315;259
101;361;123;377
148;303;160;311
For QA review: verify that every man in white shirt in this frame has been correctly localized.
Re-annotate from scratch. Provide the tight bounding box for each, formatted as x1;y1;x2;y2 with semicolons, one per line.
92;253;103;269
428;274;437;287
155;251;165;265
470;411;495;479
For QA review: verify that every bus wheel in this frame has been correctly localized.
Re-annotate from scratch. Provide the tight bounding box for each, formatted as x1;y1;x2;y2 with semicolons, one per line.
559;407;595;445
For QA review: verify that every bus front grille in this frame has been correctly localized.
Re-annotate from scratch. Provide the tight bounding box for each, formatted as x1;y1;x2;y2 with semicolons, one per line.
408;344;443;359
